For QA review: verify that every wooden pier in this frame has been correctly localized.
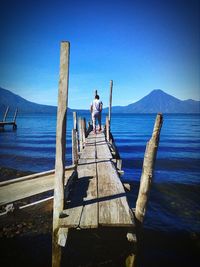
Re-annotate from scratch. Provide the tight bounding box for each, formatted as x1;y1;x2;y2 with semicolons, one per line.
52;41;163;267
0;41;163;267
0;107;18;130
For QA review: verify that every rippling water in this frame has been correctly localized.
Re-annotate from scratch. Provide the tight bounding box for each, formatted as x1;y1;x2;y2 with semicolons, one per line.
0;113;200;233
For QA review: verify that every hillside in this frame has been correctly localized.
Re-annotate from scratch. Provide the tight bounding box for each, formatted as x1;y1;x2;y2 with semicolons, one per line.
0;87;57;116
110;89;200;113
0;87;199;116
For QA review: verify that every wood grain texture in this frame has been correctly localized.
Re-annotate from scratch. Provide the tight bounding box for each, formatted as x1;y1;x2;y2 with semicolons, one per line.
97;160;134;227
0;169;73;206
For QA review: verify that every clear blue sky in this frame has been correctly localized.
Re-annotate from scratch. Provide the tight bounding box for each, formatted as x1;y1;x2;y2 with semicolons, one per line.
0;0;199;109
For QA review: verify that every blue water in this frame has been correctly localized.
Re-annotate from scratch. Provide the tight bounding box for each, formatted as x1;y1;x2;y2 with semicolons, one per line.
0;113;200;233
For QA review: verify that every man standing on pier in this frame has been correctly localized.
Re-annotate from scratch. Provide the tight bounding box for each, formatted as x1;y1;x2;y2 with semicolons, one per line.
90;94;103;134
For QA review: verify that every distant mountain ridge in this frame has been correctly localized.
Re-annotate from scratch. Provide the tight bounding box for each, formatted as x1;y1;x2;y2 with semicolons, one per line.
0;87;199;116
108;89;200;113
0;87;57;115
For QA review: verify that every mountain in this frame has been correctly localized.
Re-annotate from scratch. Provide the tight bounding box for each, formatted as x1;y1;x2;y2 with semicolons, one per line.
0;87;200;116
109;89;200;113
0;87;59;116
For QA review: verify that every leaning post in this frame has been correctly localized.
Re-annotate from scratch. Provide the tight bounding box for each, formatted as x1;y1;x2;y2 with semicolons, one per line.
13;108;18;123
108;80;113;124
3;106;9;122
52;41;70;267
135;113;163;224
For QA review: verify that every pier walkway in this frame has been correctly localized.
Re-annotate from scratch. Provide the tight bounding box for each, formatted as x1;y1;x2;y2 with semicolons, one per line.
59;130;134;229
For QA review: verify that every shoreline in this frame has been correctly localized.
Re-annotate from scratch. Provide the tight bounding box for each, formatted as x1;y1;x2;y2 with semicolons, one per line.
0;167;200;266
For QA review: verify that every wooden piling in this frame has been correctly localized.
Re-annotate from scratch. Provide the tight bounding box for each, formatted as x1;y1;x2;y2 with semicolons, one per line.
78;117;83;151
135;113;163;224
13;108;18;123
52;41;70;267
3;106;9;122
108;80;113;124
73;111;77;130
106;116;110;142
72;128;78;165
81;118;86;146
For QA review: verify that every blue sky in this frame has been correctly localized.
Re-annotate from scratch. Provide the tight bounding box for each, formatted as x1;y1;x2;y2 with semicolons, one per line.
0;0;199;109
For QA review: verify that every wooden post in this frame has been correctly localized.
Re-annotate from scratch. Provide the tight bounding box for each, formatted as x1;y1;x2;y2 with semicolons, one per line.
135;113;163;224
52;41;70;267
95;89;97;97
82;118;86;146
3;106;9;122
73;111;77;130
106;116;110;142
72;129;78;165
78;117;83;151
108;80;113;124
13;108;18;123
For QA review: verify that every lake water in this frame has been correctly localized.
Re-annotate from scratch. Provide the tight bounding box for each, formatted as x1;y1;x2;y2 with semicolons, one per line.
0;112;200;234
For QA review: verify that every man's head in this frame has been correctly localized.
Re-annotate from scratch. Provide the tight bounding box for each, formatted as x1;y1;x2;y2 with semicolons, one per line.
95;95;100;100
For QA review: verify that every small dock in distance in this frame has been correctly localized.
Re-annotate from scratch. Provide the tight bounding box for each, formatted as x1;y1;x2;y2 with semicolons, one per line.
0;107;18;130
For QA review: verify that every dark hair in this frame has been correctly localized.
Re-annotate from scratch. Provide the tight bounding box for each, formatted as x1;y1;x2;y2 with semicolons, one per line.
95;95;100;100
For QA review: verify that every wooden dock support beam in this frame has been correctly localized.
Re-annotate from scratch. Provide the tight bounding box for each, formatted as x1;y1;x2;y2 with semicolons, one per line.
108;80;113;124
78;117;83;151
135;113;163;224
73;111;77;130
106;115;110;142
52;41;70;267
72;128;78;165
3;106;9;122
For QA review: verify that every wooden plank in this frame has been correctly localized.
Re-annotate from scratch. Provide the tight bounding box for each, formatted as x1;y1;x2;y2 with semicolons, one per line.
0;169;73;206
59;159;97;228
96;132;112;159
79;158;98;229
97;160;134;227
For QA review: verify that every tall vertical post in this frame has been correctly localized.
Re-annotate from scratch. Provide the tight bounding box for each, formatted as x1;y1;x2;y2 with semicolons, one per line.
52;41;70;267
78;117;83;151
72;129;78;165
135;113;163;224
106;115;110;142
73;111;77;130
108;80;113;124
81;118;86;146
3;106;9;122
95;89;98;97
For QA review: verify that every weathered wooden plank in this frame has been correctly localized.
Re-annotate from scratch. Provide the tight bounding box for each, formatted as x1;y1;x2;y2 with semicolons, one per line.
97;160;134;227
96;133;112;159
79;159;98;229
0;169;73;206
59;159;97;228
